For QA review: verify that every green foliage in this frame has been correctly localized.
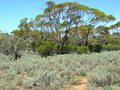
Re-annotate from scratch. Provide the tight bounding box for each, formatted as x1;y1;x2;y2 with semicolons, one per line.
63;44;75;54
37;40;57;57
76;46;89;54
0;1;120;89
94;44;102;53
15;38;26;52
88;45;95;52
9;1;118;56
102;44;120;51
89;44;103;53
106;35;120;45
0;33;27;59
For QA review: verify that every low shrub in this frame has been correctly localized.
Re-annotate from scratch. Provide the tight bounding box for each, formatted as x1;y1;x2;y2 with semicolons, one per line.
102;44;120;51
94;44;102;53
88;45;95;52
37;41;57;57
91;66;119;86
89;44;102;53
63;44;75;54
76;46;89;54
103;86;120;90
0;49;120;89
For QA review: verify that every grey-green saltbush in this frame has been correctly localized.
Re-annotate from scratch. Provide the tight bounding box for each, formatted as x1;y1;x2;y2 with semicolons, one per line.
103;86;120;90
0;50;120;89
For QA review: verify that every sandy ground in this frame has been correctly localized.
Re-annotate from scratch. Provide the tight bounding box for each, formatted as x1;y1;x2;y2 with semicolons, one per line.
72;78;87;90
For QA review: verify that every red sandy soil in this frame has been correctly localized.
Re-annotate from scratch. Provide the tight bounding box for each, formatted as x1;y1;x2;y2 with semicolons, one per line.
72;78;87;90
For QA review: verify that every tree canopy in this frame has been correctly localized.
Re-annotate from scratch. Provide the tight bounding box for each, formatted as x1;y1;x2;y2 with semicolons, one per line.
1;1;120;58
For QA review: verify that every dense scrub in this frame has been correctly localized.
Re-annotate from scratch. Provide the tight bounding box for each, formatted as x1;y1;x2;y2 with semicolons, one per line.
0;1;120;89
0;1;120;59
0;51;120;90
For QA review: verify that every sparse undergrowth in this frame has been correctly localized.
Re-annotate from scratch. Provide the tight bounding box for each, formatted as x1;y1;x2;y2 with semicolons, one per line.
0;51;120;90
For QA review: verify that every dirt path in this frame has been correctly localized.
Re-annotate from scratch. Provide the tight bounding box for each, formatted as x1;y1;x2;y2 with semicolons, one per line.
72;78;87;90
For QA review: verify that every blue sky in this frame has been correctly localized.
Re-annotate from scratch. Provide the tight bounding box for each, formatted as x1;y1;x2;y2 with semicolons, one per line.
0;0;120;33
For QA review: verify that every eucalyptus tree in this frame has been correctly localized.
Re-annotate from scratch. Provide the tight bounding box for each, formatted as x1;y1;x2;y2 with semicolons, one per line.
109;21;120;33
93;26;110;44
41;1;116;53
68;5;115;46
11;1;116;55
18;17;28;30
42;2;85;53
12;17;30;39
34;15;45;39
